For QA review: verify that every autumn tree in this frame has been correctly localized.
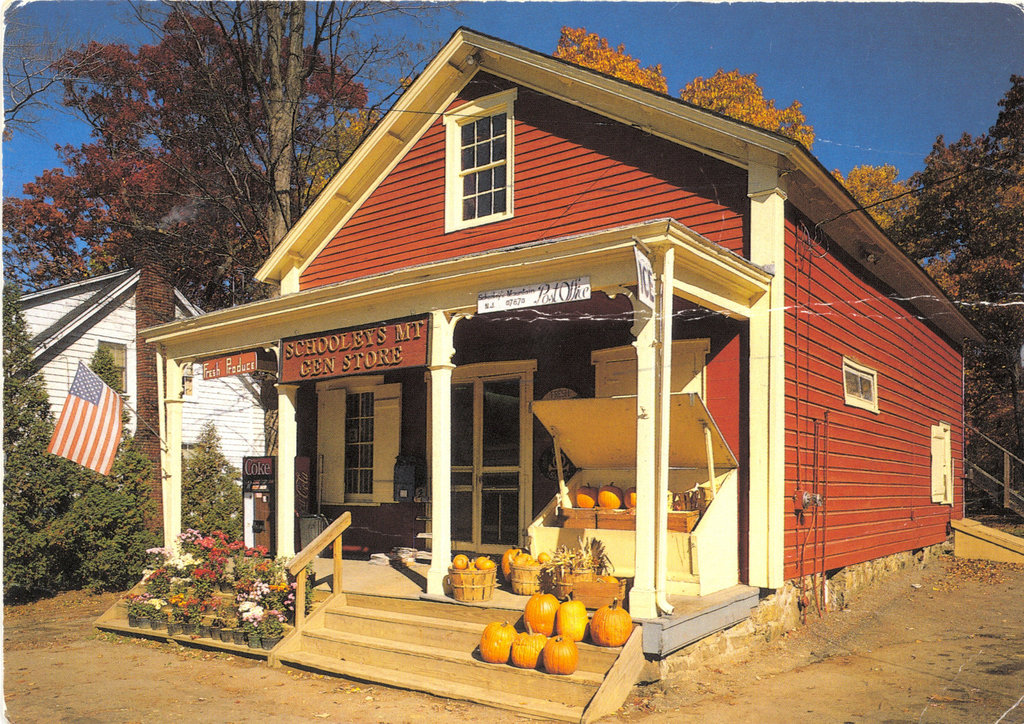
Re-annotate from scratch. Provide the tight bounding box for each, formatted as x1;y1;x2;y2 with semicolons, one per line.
832;164;917;233
553;27;667;93
898;76;1024;461
3;1;436;308
680;69;814;149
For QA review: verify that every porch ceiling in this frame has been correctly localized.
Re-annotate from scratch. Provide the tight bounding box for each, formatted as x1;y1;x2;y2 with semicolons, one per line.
143;218;770;361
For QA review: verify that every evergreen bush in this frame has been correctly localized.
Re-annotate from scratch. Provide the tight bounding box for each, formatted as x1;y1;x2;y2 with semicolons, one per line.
182;422;243;540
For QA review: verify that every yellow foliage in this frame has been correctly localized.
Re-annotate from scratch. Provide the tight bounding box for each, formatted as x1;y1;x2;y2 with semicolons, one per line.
304;108;382;198
553;27;668;94
832;164;916;232
680;69;815;149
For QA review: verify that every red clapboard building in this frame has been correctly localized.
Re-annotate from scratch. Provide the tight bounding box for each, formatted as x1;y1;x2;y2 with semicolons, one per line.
143;28;980;677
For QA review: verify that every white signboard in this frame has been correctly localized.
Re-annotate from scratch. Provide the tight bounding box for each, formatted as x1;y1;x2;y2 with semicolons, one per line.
634;246;655;309
477;276;591;314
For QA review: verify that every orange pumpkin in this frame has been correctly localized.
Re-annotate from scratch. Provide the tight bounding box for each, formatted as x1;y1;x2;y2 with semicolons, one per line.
509;624;547;669
537;551;552;564
479;621;516;664
475;556;496;571
452;554;469;570
542;635;579;675
590;598;633;647
625;487;637;508
598;484;624;509
555;595;588;642
501;547;524;578
598;575;619;584
575;486;598;508
523;592;559;636
513;552;535;566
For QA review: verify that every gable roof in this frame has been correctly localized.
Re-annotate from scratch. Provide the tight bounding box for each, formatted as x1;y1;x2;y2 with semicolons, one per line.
256;27;981;345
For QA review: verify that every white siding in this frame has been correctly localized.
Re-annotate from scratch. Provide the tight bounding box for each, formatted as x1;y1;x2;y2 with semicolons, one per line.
181;361;266;471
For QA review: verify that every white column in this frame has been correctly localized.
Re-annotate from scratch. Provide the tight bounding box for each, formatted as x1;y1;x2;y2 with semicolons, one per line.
654;246;675;613
276;382;299;557
748;151;788;589
163;358;184;546
426;310;458;596
630;298;658;619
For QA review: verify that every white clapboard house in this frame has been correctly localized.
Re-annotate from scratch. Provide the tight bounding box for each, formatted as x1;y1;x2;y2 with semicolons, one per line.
22;269;265;470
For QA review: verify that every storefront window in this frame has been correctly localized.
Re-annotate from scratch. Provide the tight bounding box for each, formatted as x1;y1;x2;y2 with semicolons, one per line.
344;391;374;496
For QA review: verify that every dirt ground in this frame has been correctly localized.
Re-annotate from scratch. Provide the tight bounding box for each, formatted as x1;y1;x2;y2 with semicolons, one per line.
4;552;1024;724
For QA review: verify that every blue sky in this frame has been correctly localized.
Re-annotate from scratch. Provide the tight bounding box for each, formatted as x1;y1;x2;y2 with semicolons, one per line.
3;1;1023;198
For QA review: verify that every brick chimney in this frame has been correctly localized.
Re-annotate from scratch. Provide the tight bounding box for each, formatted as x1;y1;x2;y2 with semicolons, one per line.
135;263;174;534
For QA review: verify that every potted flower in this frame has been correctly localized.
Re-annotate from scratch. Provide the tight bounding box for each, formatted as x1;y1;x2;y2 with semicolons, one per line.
124;593;150;627
258;610;286;650
238;601;264;648
143;597;167;630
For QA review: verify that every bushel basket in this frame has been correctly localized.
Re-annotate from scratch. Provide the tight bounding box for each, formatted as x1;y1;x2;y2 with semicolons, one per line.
447;566;496;602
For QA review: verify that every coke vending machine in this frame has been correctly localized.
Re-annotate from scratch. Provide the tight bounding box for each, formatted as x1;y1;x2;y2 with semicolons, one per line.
242;456;275;553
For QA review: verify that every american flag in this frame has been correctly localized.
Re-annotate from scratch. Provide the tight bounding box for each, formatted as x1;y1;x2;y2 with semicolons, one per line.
48;361;123;475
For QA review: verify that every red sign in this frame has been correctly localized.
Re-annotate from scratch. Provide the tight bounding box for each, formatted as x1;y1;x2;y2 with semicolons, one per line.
201;349;276;380
279;316;429;383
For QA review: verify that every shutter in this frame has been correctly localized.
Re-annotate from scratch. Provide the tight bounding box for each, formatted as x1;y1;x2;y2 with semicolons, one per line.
318;387;346;504
930;424;951;504
372;383;402;503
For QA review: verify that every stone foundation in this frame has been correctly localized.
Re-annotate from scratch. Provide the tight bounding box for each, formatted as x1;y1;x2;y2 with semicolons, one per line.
648;541;950;681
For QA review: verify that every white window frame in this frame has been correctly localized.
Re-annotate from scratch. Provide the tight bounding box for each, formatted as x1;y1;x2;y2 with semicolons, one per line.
931;422;953;505
316;376;401;506
97;340;128;393
842;357;879;414
443;88;516;233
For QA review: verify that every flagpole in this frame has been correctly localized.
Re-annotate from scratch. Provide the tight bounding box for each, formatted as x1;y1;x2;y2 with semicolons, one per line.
119;392;170;453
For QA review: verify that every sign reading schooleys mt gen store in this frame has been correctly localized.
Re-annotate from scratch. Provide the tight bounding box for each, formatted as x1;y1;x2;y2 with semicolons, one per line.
279;316;429;383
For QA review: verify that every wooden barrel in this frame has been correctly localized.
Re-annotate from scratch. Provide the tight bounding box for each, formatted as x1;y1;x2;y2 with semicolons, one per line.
447;567;496;602
509;562;542;595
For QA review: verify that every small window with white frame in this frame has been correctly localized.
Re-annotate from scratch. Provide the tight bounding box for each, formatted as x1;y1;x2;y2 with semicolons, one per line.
842;357;878;413
443;88;516;232
97;340;127;393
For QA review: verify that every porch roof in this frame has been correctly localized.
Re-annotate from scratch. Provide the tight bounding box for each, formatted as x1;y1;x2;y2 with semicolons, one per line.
142;218;771;361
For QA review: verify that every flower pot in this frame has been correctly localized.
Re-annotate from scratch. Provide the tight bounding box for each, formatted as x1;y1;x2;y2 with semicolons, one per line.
167;622;183;636
150;617;166;631
247;633;262;649
260;635;282;650
127;614;140;628
197;624;212;639
231;629;247;646
210;626;223;641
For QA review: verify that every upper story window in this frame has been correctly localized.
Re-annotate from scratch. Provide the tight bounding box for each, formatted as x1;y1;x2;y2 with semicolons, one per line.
97;341;127;393
444;89;516;232
842;357;879;413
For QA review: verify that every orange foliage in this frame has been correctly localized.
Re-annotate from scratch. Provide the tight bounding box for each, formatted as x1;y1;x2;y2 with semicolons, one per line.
832;164;916;232
554;27;668;94
680;69;815;149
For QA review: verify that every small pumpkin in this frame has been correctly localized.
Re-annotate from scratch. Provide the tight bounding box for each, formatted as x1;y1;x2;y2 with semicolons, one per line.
575;486;598;508
479;621;516;664
509;623;547;669
501;547;524;578
625;487;637;508
598;575;619;584
475;556;496;571
542;635;579;675
590;598;633;647
555;594;588;642
523;592;559;636
513;552;535;566
452;554;469;570
537;551;552;564
598;483;624;509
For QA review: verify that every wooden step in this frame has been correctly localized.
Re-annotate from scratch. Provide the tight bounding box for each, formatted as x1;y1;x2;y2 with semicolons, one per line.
322;605;620;674
297;626;604;709
343;592;523;623
276;648;587;722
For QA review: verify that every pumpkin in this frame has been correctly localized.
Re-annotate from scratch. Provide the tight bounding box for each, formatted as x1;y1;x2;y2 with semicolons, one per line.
575;486;598;508
452;554;469;570
589;598;633;647
479;621;516;664
501;547;524;578
475;556;496;571
537;551;552;564
555;594;588;642
542;635;579;675
509;624;547;669
598;484;624;509
514;552;535;566
523;592;559;636
625;487;637;508
598;575;619;584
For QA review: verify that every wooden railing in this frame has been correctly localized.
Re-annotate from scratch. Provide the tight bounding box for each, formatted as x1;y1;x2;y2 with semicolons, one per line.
288;511;351;632
966;426;1024;517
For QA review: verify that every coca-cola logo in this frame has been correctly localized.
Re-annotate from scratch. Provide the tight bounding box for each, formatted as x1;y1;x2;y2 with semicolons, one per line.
243;457;274;477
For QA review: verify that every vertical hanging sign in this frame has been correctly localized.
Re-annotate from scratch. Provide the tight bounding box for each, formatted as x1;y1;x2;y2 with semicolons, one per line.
634;245;656;309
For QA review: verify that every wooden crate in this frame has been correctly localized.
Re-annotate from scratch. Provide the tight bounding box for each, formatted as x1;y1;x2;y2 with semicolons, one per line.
667;510;699;532
595;508;635;530
569;578;629;610
558;508;596;529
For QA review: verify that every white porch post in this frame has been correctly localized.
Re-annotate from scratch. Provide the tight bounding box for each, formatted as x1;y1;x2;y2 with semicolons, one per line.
276;382;299;557
163;357;184;545
630;297;658;620
748;151;788;589
426;310;458;596
654;246;675;613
